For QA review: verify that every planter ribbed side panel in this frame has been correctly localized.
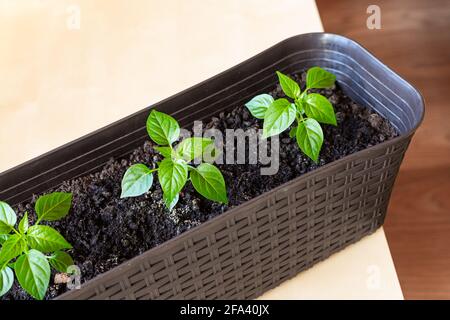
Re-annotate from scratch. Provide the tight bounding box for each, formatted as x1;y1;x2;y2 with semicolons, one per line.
61;137;409;300
0;33;424;300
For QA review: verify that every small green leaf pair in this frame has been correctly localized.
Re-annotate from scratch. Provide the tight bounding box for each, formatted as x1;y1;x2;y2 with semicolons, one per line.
0;192;73;300
121;110;228;210
245;67;337;162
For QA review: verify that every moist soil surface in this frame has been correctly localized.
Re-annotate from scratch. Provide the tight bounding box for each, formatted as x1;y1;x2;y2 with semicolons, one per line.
3;72;398;299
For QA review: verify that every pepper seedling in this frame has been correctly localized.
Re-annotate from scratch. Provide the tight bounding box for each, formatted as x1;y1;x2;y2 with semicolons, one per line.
245;67;337;162
121;110;228;210
0;192;73;300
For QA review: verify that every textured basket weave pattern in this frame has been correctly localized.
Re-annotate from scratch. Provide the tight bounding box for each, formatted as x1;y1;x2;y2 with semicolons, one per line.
64;137;410;300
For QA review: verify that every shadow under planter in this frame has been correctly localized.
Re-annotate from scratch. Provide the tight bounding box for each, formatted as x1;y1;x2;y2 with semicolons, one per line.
0;33;424;300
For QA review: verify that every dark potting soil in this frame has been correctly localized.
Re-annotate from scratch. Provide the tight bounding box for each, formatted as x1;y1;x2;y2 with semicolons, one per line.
3;72;398;300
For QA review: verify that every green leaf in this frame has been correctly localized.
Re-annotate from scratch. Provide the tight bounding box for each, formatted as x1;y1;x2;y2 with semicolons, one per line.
276;71;300;99
163;193;179;211
158;158;188;210
27;225;72;253
304;93;337;125
202;144;221;162
244;94;274;119
49;251;74;273
121;164;154;198
0;266;14;297
154;146;173;158
0;201;16;234
289;126;297;138
262;98;296;138
296;118;323;163
0;234;9;245
18;212;29;234
190;163;228;204
146;110;180;146
0;234;26;265
294;99;305;114
306;66;336;89
35;192;72;222
176;137;213;162
15;249;50;300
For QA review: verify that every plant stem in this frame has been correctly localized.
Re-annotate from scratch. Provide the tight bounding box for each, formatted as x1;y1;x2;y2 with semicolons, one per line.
300;90;308;99
296;110;304;123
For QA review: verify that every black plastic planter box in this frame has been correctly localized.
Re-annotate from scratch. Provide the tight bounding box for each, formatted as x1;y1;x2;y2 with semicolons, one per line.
0;33;424;300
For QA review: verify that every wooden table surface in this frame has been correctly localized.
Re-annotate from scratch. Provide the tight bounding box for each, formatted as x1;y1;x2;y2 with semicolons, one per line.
0;0;403;299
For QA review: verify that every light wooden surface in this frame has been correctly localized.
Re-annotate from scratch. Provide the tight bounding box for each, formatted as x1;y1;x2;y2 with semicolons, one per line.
0;0;403;299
